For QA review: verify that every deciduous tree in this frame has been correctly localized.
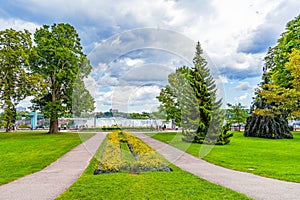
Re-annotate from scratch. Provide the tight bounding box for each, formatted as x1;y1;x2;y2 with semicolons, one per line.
0;29;40;132
30;23;94;133
226;103;249;131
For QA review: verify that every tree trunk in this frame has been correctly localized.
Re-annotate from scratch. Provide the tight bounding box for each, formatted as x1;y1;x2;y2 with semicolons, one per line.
49;75;59;134
49;118;59;134
5;121;10;132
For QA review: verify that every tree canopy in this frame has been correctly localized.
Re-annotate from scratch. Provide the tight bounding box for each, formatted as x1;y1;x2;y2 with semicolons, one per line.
0;29;41;132
30;23;94;133
226;103;249;131
244;15;300;139
255;14;300;119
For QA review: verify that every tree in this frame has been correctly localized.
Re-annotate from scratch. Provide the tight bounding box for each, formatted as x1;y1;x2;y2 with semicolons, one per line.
259;14;300;113
156;84;181;126
245;15;300;139
30;23;94;134
72;78;95;117
244;48;293;139
0;29;40;132
270;14;300;88
226;103;249;131
157;42;229;144
258;49;300;118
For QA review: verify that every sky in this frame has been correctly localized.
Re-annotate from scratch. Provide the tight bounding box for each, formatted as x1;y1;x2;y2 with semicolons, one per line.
1;0;299;113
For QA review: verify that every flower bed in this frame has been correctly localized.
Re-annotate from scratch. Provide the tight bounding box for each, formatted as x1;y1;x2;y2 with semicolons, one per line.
95;131;171;174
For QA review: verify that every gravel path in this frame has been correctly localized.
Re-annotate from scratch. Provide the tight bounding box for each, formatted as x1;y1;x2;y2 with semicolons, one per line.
0;133;107;200
133;132;300;200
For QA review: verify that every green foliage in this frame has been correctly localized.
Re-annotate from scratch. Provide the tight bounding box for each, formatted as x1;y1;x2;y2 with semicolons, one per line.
270;14;300;87
256;14;300;118
72;78;95;117
246;15;299;139
0;29;41;132
158;42;225;144
226;103;249;131
258;49;300;119
29;23;94;133
156;85;181;125
129;112;151;119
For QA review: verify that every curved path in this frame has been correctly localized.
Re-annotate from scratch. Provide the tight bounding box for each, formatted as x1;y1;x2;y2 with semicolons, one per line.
0;133;107;200
133;132;300;200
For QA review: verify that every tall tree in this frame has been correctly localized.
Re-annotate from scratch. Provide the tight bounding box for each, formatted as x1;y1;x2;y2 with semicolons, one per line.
0;29;39;132
30;23;94;134
258;49;300;118
244;48;293;139
157;42;230;144
226;103;249;131
245;15;300;139
270;14;300;88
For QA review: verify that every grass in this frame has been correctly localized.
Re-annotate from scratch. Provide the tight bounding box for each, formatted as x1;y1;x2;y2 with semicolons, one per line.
57;137;251;200
0;131;94;185
148;131;300;182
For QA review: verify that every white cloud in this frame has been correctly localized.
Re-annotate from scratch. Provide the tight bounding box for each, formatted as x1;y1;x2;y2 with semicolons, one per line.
120;58;144;67
235;82;253;91
237;0;300;53
234;93;249;101
0;18;39;33
2;0;299;111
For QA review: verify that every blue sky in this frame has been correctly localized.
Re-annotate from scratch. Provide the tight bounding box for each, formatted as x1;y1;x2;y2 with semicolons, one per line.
1;0;299;112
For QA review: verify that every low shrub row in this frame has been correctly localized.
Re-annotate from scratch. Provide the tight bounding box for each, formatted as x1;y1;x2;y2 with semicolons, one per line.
95;131;171;174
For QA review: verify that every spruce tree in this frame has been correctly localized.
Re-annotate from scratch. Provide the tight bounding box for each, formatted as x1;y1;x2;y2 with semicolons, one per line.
185;42;226;144
158;42;231;144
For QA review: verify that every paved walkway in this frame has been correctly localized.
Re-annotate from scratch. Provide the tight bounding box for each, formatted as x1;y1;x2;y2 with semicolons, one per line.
0;133;107;200
133;132;300;200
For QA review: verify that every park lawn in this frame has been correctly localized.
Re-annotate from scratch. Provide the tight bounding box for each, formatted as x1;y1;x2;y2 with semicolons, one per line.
148;131;300;182
0;131;94;185
57;137;250;200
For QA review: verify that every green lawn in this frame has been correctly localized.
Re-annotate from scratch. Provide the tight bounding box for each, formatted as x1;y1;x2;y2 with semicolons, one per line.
148;131;300;182
57;142;251;200
0;131;94;185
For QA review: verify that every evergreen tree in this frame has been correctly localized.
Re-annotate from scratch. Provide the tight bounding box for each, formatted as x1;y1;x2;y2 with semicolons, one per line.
157;42;230;144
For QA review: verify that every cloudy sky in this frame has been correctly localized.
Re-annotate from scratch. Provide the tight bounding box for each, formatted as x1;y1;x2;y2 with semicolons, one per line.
1;0;299;112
